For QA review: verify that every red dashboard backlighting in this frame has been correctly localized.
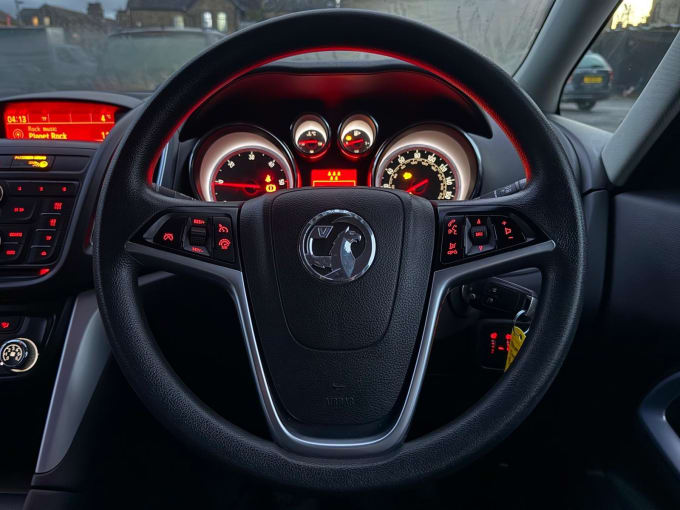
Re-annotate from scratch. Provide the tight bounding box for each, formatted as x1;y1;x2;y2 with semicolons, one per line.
310;169;357;187
3;101;119;143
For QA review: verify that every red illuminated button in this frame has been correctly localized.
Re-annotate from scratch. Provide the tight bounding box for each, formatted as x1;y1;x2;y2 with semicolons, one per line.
0;316;22;333
38;214;62;230
469;225;489;245
187;245;208;256
0;243;23;263
0;225;29;241
1;198;37;221
440;215;464;264
465;216;496;256
41;198;73;214
47;182;78;196
35;229;58;246
492;216;526;248
152;217;185;248
212;216;234;263
27;245;55;263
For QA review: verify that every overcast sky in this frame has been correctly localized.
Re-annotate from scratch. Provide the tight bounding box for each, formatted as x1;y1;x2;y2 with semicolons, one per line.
0;0;123;18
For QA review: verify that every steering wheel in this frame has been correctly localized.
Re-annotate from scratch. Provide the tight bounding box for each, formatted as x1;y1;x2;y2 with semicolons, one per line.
93;10;585;491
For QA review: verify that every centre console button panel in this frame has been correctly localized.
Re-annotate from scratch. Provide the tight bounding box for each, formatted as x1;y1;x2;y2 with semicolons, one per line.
0;181;78;268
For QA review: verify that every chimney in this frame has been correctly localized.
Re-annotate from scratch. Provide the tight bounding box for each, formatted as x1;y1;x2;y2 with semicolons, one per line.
87;2;103;20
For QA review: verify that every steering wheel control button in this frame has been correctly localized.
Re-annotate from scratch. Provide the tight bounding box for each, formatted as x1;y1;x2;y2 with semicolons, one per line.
440;215;464;263
183;217;211;256
153;217;185;248
299;209;376;282
492;216;526;248
465;216;496;255
212;217;234;262
0;338;38;372
469;224;489;244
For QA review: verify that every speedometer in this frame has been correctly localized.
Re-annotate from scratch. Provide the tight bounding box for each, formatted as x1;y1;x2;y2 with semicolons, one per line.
191;126;296;201
373;124;480;201
378;147;457;200
211;149;289;201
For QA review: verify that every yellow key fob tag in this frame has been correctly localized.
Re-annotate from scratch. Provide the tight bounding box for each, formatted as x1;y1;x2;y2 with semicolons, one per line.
504;326;526;372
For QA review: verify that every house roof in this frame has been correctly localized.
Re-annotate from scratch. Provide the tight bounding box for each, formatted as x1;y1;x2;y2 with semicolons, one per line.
126;0;197;11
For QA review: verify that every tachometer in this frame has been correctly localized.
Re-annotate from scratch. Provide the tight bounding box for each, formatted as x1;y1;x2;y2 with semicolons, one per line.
191;126;296;201
373;124;480;200
378;147;456;200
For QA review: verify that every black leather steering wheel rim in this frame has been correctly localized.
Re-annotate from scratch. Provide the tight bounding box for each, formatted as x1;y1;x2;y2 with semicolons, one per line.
93;9;586;491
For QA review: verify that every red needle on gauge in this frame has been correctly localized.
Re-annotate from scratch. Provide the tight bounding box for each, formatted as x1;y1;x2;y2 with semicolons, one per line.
346;138;365;146
213;182;261;189
405;179;428;194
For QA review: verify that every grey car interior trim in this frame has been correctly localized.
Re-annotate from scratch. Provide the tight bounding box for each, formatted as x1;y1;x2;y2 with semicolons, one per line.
514;0;619;112
35;273;171;474
602;31;680;186
154;143;170;192
639;372;680;476
126;239;554;457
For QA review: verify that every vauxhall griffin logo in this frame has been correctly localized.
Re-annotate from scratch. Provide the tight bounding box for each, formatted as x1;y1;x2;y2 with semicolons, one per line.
299;209;376;282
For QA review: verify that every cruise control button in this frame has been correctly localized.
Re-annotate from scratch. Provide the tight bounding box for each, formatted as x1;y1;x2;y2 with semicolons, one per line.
153;217;185;248
212;217;234;262
189;226;208;246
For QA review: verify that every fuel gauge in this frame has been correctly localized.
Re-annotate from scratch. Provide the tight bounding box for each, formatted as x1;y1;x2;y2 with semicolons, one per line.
292;114;329;157
339;114;376;157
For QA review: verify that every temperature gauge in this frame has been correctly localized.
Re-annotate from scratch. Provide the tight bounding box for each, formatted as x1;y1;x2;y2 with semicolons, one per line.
292;114;329;157
339;114;376;156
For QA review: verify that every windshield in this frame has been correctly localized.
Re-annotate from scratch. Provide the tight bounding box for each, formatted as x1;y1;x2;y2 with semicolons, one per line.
0;0;554;95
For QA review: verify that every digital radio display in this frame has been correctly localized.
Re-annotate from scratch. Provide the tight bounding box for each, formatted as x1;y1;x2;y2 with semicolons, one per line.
3;101;120;143
310;169;357;187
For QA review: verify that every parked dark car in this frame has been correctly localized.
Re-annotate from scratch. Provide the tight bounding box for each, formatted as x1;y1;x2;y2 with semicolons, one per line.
562;51;613;110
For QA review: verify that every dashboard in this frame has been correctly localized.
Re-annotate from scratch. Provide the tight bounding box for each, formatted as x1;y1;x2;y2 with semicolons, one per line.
0;64;535;284
190;119;479;202
168;67;528;205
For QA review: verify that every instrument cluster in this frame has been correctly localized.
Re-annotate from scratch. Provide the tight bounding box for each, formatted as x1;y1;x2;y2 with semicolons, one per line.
190;113;480;202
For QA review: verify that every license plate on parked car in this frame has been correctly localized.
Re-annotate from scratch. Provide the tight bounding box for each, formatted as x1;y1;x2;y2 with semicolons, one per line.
583;75;603;84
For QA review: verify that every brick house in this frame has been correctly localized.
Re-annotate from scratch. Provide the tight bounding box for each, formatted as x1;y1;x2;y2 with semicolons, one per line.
116;0;238;33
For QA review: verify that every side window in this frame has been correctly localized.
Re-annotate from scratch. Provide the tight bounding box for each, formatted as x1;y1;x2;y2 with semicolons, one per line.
560;0;680;132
